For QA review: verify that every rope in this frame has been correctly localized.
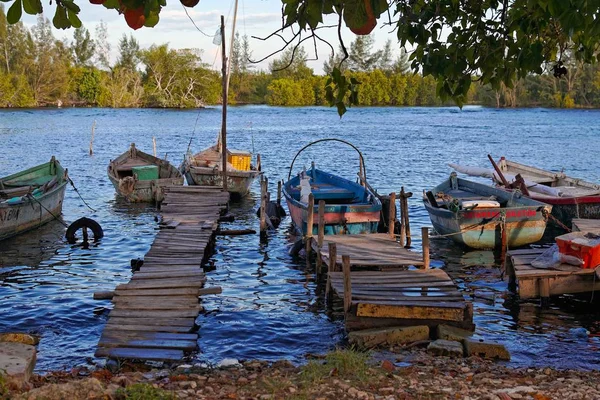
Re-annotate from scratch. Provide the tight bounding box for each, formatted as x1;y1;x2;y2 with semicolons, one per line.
182;5;216;38
67;176;97;212
26;194;69;228
542;209;571;232
428;213;503;239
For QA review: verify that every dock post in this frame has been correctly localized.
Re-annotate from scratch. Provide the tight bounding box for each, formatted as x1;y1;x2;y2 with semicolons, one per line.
401;186;412;247
260;177;267;234
277;180;282;206
325;242;337;302
89;120;96;156
422;227;430;269
399;190;406;247
152;136;157;157
388;192;396;239
305;193;315;255
539;278;550;307
316;200;325;276
342;255;352;314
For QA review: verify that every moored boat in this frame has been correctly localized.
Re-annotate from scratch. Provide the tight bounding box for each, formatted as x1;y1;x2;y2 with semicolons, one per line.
0;157;68;241
283;139;381;236
182;145;261;198
450;158;600;228
108;143;183;203
423;173;552;249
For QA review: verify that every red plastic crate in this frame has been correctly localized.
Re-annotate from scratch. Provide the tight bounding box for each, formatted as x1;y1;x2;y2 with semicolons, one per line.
556;232;600;269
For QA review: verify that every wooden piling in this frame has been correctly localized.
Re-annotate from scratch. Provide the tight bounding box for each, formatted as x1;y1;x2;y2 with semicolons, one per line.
342;255;352;314
277;180;282;206
388;192;396;238
422;227;430;269
399;192;406;247
325;242;337;301
401;186;412;247
152;136;157;157
89;120;96;156
259;177;267;233
316;200;325;275
305;193;315;255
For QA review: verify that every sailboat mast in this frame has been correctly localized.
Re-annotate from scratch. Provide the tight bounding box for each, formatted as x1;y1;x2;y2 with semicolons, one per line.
220;15;228;191
225;0;239;92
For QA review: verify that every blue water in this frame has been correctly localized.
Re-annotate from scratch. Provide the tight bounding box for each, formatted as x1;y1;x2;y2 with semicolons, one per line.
1;106;600;371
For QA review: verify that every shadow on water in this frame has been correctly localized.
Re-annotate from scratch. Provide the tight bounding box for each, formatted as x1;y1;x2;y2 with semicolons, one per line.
1;106;600;371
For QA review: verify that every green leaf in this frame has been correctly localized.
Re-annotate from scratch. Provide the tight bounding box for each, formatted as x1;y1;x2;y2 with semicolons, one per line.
53;4;70;29
67;8;81;28
336;101;346;117
144;10;159;27
22;0;42;15
62;0;80;13
7;0;22;24
102;0;120;10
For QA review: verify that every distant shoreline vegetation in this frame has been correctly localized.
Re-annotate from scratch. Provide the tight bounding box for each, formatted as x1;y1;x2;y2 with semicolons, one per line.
2;8;600;110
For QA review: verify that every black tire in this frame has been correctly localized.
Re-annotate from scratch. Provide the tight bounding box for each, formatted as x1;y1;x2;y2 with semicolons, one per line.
66;217;104;244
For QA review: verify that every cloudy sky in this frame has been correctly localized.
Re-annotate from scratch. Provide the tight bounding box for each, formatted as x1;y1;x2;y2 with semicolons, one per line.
20;0;398;74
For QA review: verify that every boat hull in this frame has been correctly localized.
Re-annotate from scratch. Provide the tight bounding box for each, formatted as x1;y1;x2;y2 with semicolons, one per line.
0;183;66;241
108;175;184;203
425;203;548;249
184;167;260;198
528;194;600;227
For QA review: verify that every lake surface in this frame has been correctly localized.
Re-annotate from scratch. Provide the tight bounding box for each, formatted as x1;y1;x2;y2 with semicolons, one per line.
1;106;600;371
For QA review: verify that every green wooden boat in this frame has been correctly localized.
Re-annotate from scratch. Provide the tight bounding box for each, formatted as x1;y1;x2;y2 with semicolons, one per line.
0;157;68;241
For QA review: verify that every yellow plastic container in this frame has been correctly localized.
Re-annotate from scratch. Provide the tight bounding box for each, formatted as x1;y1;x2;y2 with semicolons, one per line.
228;150;251;171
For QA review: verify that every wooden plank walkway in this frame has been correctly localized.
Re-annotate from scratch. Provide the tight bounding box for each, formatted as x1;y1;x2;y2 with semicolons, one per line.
312;233;473;331
573;218;600;233
314;234;425;268
95;186;229;361
506;247;600;300
330;269;474;331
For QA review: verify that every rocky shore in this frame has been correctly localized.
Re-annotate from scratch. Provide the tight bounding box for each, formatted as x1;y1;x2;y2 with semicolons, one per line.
4;347;600;400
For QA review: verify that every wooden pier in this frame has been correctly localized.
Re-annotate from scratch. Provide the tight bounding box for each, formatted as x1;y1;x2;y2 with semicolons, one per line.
506;218;600;300
95;186;229;362
307;194;473;332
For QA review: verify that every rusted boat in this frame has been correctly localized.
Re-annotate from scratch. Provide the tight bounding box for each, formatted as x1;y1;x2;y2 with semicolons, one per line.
424;173;552;249
0;157;67;241
283;139;381;236
108;143;183;203
181;145;261;198
450;158;600;228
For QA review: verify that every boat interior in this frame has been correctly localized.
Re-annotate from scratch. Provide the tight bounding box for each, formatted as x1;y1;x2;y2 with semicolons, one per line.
0;163;60;199
286;169;371;205
110;156;178;180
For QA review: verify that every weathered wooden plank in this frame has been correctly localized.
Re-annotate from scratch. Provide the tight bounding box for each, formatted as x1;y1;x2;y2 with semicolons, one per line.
356;303;465;321
117;278;205;290
112;301;199;310
137;266;201;273
99;337;197;351
103;324;194;333
106;316;196;327
131;270;205;280
113;287;200;297
101;331;197;341
109;308;201;318
95;347;184;361
350;293;465;302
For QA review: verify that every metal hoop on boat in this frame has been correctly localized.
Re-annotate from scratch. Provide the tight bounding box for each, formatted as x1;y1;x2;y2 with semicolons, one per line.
287;138;368;184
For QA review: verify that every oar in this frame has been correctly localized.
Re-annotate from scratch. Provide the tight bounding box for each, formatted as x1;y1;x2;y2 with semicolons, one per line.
487;154;510;187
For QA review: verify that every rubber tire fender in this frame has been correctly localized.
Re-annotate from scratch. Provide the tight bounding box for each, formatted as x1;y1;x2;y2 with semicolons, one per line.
65;217;104;244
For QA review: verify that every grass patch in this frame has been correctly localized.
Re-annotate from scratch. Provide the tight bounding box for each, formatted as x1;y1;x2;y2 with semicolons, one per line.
300;348;371;385
115;383;175;400
0;372;8;400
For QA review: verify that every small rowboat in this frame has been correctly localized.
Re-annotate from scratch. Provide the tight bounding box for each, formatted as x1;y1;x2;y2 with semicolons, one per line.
181;145;261;198
423;173;552;249
450;158;600;228
108;143;184;203
0;157;67;241
283;139;381;236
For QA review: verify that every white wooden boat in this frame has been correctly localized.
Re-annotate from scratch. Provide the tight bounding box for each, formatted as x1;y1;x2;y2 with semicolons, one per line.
108;143;183;203
0;157;67;241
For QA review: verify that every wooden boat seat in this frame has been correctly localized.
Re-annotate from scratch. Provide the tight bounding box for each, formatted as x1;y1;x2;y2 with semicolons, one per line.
310;183;356;201
0;186;33;198
115;159;153;171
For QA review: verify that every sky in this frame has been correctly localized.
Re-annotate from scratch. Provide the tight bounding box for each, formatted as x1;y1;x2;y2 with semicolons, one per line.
19;0;400;74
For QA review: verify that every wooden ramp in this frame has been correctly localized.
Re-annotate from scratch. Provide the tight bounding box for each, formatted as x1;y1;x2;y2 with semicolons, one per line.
329;268;473;331
313;233;473;331
506;247;600;300
315;234;425;268
95;186;229;362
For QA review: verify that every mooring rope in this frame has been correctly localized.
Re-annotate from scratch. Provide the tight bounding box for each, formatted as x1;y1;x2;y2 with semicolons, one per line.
67;176;97;212
26;194;69;228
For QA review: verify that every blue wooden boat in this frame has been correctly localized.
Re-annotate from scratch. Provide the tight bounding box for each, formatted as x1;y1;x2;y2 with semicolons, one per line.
282;139;382;236
423;173;552;249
